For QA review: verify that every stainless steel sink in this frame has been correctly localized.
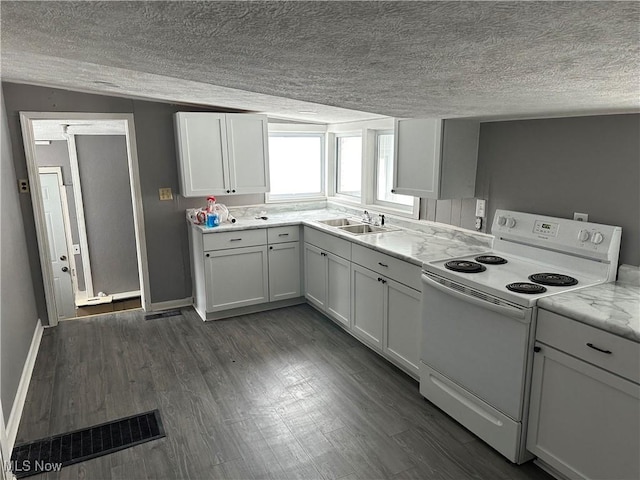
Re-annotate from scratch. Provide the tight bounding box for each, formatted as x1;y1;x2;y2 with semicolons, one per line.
317;218;363;227
337;224;390;235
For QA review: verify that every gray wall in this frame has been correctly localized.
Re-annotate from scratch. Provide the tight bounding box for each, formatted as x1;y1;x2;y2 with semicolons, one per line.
2;82;248;322
75;135;138;295
476;113;640;266
35;141;85;291
1;89;39;424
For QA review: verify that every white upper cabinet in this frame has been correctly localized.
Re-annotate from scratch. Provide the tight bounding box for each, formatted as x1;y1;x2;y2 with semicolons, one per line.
175;112;270;197
392;118;479;199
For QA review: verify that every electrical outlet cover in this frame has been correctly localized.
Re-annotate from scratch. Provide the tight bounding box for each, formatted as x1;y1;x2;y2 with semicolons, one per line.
18;179;29;193
159;187;173;200
573;212;588;222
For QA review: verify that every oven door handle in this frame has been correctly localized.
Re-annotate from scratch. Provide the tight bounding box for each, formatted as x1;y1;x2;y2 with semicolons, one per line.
422;274;527;321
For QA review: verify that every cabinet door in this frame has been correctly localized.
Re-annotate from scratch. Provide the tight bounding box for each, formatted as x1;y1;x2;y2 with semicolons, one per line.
225;114;270;194
326;253;351;328
304;243;326;310
175;112;229;196
268;242;301;302
392;118;442;198
351;264;384;348
204;245;268;311
527;344;640;480
385;279;421;375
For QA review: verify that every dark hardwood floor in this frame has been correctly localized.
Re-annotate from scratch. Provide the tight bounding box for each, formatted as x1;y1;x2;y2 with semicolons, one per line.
17;304;552;480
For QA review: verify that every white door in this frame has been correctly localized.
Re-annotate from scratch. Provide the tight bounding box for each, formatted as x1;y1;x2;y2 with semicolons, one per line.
175;112;229;196
385;279;421;375
40;172;75;319
326;253;351;328
204;245;269;312
225;114;269;194
268;242;301;302
351;264;384;348
304;243;327;310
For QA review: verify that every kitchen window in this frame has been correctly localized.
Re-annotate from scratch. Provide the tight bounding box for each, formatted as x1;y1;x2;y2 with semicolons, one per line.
335;134;362;200
374;131;414;211
266;128;325;202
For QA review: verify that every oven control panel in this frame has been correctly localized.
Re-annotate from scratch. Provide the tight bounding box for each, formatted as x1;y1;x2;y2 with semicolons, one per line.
492;210;622;262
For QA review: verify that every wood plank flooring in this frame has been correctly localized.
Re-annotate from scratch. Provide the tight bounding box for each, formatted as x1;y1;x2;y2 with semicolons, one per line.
16;304;552;480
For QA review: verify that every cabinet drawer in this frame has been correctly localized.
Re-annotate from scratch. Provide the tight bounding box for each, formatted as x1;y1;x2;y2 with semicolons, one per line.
537;309;640;382
203;228;267;251
303;227;351;260
352;244;421;290
268;225;300;244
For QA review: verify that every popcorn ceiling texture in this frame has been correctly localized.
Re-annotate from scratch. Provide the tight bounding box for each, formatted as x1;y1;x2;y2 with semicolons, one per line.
1;1;638;122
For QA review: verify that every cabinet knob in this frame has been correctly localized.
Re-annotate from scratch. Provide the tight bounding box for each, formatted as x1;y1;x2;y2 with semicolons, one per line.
226;189;230;193
61;266;69;272
232;189;236;193
205;253;210;258
533;346;541;353
391;189;396;193
269;246;273;250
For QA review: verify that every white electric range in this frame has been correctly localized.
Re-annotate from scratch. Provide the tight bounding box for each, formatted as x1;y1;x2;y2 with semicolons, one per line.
419;209;622;464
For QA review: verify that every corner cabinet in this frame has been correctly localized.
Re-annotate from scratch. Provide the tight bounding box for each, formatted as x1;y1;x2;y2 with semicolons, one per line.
175;112;270;197
527;309;640;480
392;118;479;199
190;225;303;321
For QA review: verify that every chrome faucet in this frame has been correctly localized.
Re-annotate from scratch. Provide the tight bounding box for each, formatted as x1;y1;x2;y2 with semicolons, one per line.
362;210;373;224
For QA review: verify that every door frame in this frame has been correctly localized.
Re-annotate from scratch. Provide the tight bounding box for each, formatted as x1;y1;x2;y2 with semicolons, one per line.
38;166;79;315
20;112;151;326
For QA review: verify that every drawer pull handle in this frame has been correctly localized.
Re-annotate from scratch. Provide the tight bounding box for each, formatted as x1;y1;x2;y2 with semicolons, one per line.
378;262;388;267
586;343;612;355
230;238;242;242
278;233;289;237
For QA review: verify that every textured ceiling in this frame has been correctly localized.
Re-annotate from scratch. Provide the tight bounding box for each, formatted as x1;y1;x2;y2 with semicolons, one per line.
2;1;639;123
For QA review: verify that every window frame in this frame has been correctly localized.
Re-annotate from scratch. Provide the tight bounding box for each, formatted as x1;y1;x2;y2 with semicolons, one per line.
327;119;419;219
334;132;364;203
265;124;327;203
372;129;417;214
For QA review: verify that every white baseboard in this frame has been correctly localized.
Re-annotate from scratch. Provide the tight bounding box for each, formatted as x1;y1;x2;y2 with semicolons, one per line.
148;297;192;312
5;319;44;458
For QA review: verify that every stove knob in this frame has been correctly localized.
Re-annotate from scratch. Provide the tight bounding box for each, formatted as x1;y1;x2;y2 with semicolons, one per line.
506;217;516;228
497;215;507;226
591;232;604;245
578;229;590;242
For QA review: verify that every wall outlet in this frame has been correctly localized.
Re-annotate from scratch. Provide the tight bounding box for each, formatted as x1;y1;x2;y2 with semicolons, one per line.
475;199;486;218
159;187;173;200
573;212;588;222
18;179;29;193
475;217;483;230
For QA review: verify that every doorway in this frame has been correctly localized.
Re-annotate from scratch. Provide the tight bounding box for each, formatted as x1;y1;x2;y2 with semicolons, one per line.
20;113;150;326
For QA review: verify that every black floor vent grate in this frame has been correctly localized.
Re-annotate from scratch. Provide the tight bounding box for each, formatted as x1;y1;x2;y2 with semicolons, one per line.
144;309;182;320
10;410;165;478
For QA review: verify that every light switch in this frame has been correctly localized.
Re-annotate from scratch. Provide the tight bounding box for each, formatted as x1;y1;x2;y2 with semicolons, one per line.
159;187;173;200
475;199;486;218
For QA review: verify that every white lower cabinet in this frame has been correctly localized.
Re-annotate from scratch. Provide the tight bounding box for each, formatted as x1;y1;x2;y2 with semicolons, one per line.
204;245;269;311
351;263;421;376
527;309;640;480
385;279;421;374
268;241;301;302
303;242;350;327
352;264;385;348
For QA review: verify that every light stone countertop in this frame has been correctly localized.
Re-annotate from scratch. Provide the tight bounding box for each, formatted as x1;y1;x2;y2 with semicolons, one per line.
190;208;492;266
191;208;640;342
537;265;640;343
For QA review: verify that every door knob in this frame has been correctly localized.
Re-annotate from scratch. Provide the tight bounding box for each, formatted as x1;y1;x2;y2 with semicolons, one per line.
60;255;67;261
61;267;69;272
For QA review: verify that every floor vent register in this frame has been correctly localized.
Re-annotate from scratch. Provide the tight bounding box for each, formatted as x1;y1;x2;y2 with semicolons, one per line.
10;410;165;478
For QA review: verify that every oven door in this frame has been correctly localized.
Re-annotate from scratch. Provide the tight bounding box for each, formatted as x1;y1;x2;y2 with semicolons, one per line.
421;272;533;420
